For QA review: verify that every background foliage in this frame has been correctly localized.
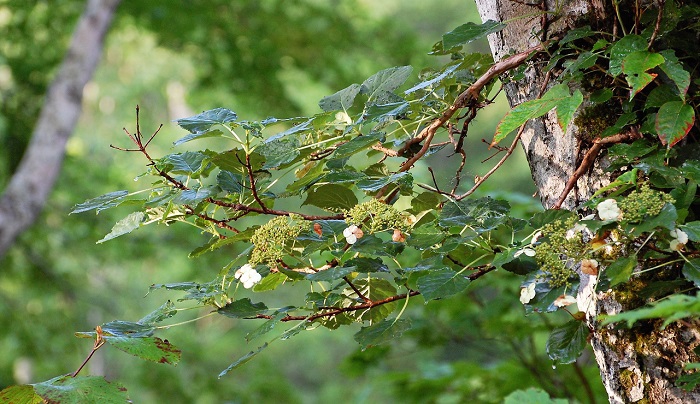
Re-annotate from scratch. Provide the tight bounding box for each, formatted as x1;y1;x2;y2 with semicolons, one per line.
0;1;608;403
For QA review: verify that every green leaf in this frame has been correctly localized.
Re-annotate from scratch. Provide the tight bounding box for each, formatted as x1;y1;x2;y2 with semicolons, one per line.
357;172;412;192
31;375;130;404
559;26;595;44
218;298;269;318
104;336;181;365
405;63;460;94
218;343;268;377
494;84;576;143
556;89;583;132
608;34;647;76
656;101;695;147
504;388;567;404
645;85;682;110
345;257;388;273
677;363;700;391
406;224;445;250
604;254;637;287
546;320;589;364
601;293;700;328
138;301;177;325
70;190;129;214
683;259;700;288
173;186;216;205
622;50;664;97
173;128;224;146
0;385;43;404
353;319;412;350
246;311;288;342
259;137;301;169
438;197;509;229
217;170;244;194
176;107;237;134
306;266;356;281
319;83;362;112
302;184;358;211
252;272;287;292
333;132;385;159
360;66;413;104
361;101;410;124
417;269;470;301
100;320;155;337
659;50;690;97
442;20;505;49
161;151;209;175
97;212;144;244
680;221;700;242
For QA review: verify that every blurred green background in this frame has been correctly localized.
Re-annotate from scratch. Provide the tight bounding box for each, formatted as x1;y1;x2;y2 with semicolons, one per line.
0;0;605;402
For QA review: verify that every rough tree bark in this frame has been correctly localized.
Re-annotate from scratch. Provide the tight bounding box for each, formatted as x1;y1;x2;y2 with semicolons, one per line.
0;0;121;259
473;0;700;402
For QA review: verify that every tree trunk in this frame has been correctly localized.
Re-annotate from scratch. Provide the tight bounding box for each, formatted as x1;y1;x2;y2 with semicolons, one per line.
0;0;121;258
473;0;700;402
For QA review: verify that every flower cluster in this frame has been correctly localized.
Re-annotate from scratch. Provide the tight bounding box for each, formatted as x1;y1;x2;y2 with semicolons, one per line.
617;183;674;223
344;199;406;233
342;225;364;244
235;264;262;289
250;214;306;266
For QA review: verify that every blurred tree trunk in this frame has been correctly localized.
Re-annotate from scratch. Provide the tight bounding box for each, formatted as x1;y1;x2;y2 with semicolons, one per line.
474;0;700;402
0;0;120;258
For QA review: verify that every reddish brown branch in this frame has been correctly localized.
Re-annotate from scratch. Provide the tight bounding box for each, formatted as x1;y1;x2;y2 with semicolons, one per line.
552;127;642;209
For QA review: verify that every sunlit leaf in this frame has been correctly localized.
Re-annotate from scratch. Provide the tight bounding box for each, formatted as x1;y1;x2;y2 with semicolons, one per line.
161;151;209;175
319;83;362;112
259;137;301;168
608;34;647;76
332;132;385;159
601;293;700;328
97;212;144;244
622;50;664;97
604;254;637;287
360;66;413;104
0;385;43;404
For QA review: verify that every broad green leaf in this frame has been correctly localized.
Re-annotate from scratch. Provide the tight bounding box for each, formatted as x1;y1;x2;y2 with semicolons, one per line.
31;375;129;404
608;34;647;76
659;50;690;97
218;298;268;318
70;190;129;214
442;20;505;49
361;101;409;124
604;254;637;287
259;137;300;168
406;224;445;249
0;385;43;403
357;172;412;192
438;197;509;229
417;269;470;301
138;301;176;325
104;336;181;365
601;293;700;328
556;89;583;132
353;319;412;349
683;259;700;288
529;209;575;228
656;101;695;147
246;311;288;342
344;278;397;322
323;170;367;183
161;151;209;175
559;26;595;44
217;170;244;194
504;388;567;404
332;132;385;159
345;257;388;273
302;184;358;211
622;51;664;97
306;266;356;282
176;108;237;134
97;212;144;244
211;150;264;173
677;363;700;391
319;83;361;112
360;66;413;104
218;343;268;377
173;186;216;205
546;320;589;364
494;84;575;143
645;85;682;110
680;221;700;242
252;272;287;292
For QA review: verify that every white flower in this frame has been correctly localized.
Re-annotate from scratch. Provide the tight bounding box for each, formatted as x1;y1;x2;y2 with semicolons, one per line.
554;294;577;308
670;228;689;251
514;248;536;258
342;225;364;244
234;264;262;289
520;283;536;304
597;199;622;221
